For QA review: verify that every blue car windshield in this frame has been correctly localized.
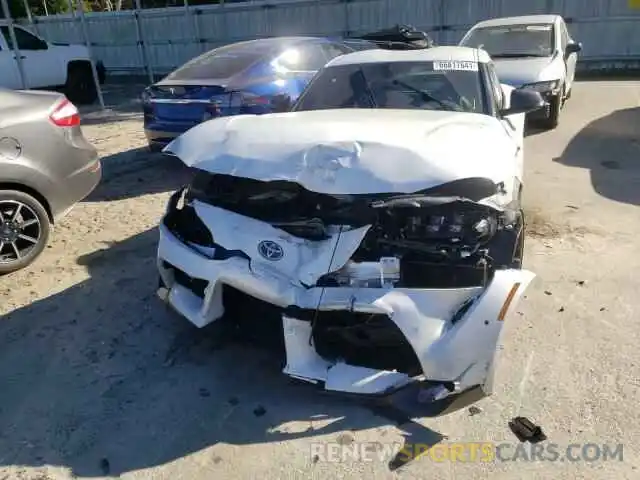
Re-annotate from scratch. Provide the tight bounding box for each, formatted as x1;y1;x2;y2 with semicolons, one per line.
294;61;486;114
462;24;554;58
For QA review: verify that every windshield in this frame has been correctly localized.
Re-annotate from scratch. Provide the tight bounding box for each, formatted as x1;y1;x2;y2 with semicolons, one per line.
294;60;485;114
462;24;555;58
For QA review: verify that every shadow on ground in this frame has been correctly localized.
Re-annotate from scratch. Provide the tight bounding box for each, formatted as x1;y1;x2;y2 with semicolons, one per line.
0;229;461;477
88;149;193;201
524;123;547;137
554;106;640;206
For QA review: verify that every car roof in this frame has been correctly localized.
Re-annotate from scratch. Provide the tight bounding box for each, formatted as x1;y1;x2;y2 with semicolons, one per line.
472;15;560;28
216;36;330;54
327;46;490;67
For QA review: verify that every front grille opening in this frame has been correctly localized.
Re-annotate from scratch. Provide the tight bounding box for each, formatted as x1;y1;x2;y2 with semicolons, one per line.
222;285;286;356
310;311;422;376
400;259;493;288
164;190;214;247
164;261;208;298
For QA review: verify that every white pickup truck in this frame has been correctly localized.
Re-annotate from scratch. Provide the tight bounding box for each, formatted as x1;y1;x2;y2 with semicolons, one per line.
0;21;105;104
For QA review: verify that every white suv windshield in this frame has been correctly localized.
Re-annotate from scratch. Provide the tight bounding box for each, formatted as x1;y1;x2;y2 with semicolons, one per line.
294;61;485;114
462;24;554;58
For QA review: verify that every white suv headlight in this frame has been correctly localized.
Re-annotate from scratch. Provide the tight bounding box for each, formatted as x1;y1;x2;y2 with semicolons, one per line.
520;80;559;93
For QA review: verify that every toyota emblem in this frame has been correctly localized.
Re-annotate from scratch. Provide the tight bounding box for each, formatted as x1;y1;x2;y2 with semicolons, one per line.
257;240;284;261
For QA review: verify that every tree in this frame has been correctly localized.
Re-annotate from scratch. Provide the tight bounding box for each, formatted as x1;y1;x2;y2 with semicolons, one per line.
2;0;71;18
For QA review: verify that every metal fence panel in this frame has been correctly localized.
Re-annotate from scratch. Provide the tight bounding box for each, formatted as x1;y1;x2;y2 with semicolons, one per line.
24;0;640;76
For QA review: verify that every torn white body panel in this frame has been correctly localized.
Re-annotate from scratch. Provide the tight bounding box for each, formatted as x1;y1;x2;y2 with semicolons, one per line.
193;200;370;286
157;218;534;395
164;109;522;197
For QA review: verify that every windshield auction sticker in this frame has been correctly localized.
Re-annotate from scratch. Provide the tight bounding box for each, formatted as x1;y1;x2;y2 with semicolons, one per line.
433;60;478;71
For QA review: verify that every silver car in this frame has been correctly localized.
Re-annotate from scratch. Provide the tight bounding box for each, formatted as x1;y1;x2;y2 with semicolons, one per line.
0;89;101;274
460;14;582;129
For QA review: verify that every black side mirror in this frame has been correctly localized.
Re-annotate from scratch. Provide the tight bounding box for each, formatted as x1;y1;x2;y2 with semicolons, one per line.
271;94;293;113
566;41;582;54
500;89;545;116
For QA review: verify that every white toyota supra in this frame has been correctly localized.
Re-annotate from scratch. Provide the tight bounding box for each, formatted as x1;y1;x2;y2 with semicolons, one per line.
156;46;544;414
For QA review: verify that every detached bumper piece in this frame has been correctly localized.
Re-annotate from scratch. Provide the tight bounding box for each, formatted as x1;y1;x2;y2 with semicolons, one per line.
156;180;534;409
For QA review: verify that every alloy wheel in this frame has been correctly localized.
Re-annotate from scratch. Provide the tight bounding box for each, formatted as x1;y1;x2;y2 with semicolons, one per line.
0;200;42;264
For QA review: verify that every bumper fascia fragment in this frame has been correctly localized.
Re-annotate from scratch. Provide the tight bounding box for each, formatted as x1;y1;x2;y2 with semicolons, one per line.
157;220;534;402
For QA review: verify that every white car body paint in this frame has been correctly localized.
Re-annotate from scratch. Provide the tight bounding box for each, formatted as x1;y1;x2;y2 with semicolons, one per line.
158;220;534;394
157;47;535;400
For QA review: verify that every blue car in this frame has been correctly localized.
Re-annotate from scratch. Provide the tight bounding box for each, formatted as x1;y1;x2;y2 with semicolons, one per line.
142;36;375;151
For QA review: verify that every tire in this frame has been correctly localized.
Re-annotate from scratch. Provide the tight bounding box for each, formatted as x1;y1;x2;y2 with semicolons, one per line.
65;63;98;105
96;61;107;85
149;142;165;153
540;93;561;130
0;190;51;275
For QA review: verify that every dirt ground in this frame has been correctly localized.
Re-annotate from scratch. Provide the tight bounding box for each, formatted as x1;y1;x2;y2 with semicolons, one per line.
0;80;639;479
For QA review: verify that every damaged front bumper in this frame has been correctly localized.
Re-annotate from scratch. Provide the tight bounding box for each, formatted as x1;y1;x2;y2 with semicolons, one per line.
156;187;535;409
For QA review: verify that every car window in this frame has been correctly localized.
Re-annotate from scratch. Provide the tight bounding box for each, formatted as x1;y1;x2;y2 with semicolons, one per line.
165;43;263;81
275;44;328;72
1;26;47;50
560;22;569;50
294;60;486;114
461;24;554;57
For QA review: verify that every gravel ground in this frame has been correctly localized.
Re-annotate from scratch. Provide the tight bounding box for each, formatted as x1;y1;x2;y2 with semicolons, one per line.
0;80;639;480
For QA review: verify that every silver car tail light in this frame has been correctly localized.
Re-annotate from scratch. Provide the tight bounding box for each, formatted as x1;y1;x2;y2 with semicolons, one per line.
49;98;80;127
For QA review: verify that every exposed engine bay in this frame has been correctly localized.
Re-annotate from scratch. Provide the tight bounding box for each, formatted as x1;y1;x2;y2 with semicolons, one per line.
167;171;525;290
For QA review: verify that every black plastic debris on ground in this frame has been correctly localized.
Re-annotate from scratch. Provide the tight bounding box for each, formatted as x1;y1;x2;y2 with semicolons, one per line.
509;416;547;443
468;405;482;416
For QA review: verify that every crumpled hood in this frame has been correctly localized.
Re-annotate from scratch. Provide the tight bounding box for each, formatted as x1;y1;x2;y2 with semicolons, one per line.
165;108;518;195
493;55;562;87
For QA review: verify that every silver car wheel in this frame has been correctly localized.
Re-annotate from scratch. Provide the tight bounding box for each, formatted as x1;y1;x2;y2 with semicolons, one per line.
0;200;42;264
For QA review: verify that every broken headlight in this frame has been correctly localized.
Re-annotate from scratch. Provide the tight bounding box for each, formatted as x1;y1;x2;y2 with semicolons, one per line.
402;211;498;244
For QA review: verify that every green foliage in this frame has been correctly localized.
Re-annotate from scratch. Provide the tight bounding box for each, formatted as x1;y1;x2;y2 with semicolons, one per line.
2;0;71;18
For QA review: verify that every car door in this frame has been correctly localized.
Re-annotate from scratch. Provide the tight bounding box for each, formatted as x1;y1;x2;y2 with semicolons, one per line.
0;26;62;89
0;32;22;89
560;20;577;93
